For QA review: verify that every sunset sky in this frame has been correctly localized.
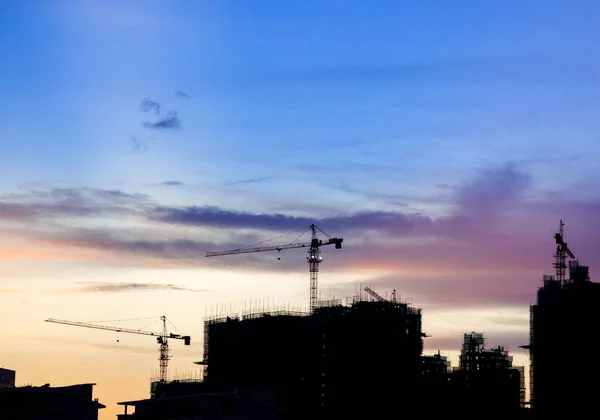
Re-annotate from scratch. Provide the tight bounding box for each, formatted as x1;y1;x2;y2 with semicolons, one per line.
2;1;600;418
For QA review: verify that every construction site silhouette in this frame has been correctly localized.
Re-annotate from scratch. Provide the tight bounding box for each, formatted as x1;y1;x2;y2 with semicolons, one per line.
2;220;598;420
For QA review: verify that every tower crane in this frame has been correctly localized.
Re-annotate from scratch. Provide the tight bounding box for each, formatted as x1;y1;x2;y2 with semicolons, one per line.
554;219;575;284
45;315;190;383
206;224;343;312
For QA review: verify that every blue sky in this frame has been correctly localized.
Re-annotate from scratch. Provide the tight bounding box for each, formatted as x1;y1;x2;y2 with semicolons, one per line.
3;0;600;203
2;1;600;418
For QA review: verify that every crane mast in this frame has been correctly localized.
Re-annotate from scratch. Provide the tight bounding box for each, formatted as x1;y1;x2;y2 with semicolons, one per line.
308;225;321;312
45;315;190;382
554;219;575;285
206;224;343;311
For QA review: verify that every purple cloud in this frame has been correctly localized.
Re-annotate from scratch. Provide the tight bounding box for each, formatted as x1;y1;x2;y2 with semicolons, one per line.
2;163;600;311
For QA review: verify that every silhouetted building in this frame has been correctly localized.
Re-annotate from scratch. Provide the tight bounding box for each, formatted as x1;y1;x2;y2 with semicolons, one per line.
118;387;283;420
418;334;524;420
201;295;423;420
530;259;600;419
421;351;451;376
418;351;452;419
0;383;105;420
0;367;16;390
452;332;524;417
150;378;208;399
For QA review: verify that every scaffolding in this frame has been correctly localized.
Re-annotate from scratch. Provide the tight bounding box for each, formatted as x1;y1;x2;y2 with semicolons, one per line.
200;290;424;420
458;332;516;372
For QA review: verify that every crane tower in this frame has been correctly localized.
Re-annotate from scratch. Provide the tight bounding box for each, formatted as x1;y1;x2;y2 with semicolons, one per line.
206;224;343;312
554;219;575;285
45;315;190;382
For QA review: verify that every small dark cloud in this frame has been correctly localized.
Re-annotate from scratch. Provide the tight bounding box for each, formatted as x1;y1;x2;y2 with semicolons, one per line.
143;111;181;131
76;281;210;293
175;90;191;99
130;136;149;152
161;181;184;186
140;98;161;114
225;177;271;186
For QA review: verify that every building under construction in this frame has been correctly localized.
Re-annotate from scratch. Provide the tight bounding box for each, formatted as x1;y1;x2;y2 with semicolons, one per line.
454;332;525;413
529;223;600;419
202;291;423;420
418;333;525;419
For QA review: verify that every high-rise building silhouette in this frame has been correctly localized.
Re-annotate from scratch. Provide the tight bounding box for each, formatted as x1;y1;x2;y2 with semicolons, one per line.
530;257;600;418
203;294;424;420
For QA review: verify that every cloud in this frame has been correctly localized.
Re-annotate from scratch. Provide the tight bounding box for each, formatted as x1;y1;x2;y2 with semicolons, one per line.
0;188;146;221
271;56;600;86
149;164;532;235
3;162;600;311
140;98;161;114
139;97;181;131
38;228;226;264
175;90;191;99
225;177;271;186
0;187;150;228
150;205;430;233
143;110;181;131
130;135;149;152
75;281;210;293
161;180;184;186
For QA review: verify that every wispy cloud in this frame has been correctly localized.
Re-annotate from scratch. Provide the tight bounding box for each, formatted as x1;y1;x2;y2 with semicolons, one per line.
140;98;161;114
2;162;600;310
75;282;210;293
161;180;184;186
130;135;149;152
0;187;148;223
272;56;600;85
139;97;182;131
175;90;191;99
143;110;181;131
225;177;271;187
150;205;429;233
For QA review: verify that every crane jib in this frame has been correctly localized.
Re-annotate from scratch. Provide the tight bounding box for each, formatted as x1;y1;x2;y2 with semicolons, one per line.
204;224;343;311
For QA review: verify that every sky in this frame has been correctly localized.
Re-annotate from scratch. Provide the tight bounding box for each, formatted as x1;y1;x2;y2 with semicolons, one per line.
2;0;600;418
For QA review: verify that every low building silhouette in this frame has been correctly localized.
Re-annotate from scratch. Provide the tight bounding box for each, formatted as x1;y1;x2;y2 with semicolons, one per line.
118;387;283;420
0;367;16;390
0;382;105;420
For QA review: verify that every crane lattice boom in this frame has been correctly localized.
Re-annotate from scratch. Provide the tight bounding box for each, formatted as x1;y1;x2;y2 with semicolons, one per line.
45;315;190;382
206;224;343;311
364;287;387;302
